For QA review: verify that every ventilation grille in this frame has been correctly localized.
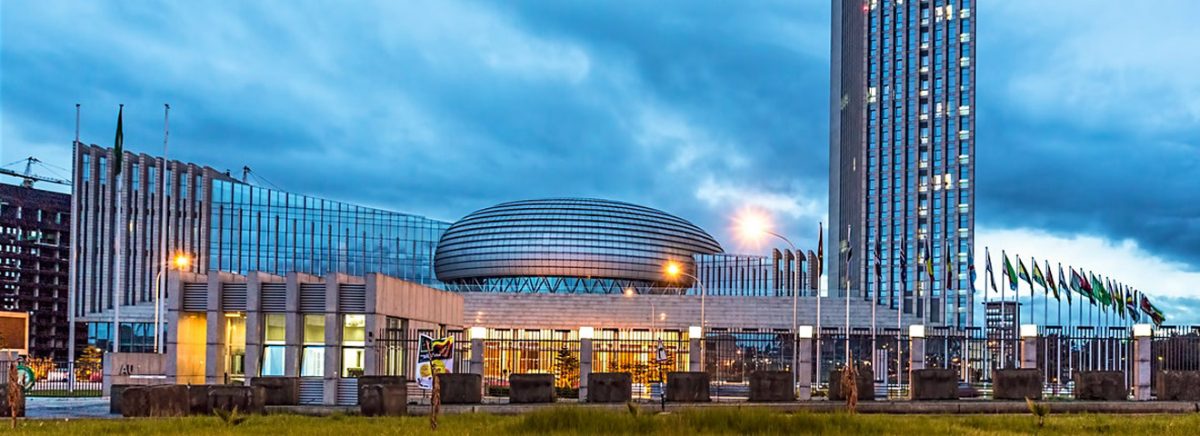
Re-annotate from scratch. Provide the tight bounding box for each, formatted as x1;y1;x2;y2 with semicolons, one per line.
221;283;247;311
261;283;287;312
299;379;324;405
338;284;366;313
336;378;359;406
299;283;326;312
182;283;208;312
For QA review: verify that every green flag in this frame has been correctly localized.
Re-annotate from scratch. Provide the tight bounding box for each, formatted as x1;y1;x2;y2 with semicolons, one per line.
1091;273;1112;307
1031;258;1048;293
1002;251;1018;291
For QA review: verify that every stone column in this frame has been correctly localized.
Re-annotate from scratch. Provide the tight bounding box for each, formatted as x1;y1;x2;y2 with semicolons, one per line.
1020;325;1038;370
579;337;593;402
244;273;263;380
322;274;340;405
283;273;302;378
1132;326;1153;401
470;338;484;376
797;336;813;400
688;337;702;372
205;273;227;385
909;337;926;372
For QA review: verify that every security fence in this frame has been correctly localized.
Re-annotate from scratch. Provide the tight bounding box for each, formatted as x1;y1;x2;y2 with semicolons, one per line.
453;325;1200;400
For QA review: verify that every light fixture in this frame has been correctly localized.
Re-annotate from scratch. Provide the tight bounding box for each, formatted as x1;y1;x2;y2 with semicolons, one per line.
909;324;925;338
689;325;702;338
1020;324;1038;338
1133;324;1153;338
469;326;487;340
579;326;594;339
798;325;814;339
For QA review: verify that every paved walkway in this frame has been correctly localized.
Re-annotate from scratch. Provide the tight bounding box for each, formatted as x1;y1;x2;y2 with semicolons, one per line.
25;397;113;419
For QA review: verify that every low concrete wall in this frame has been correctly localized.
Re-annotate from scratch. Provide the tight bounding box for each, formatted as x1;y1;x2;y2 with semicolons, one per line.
438;373;482;404
0;383;24;418
102;352;168;396
208;385;265;414
587;373;631;403
828;369;874;401
509;374;555;404
910;369;958;401
121;385;190;417
749;371;794;402
666;372;710;403
357;376;406;406
1155;371;1200;401
251;377;300;405
1075;371;1126;401
993;369;1042;400
361;384;407;416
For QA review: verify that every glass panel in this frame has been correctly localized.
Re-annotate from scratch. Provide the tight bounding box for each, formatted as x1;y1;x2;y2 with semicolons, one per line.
304;314;325;344
301;347;324;377
342;348;364;378
262;345;286;376
265;314;286;343
343;314;366;346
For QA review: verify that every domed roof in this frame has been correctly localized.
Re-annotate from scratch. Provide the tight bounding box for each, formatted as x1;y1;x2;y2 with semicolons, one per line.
434;198;723;285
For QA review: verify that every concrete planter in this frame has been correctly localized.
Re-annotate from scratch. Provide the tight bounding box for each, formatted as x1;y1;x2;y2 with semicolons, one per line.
1074;371;1126;401
910;369;958;401
509;374;555;404
357;376;406;407
828;369;875;401
748;371;794;402
0;383;25;418
250;377;300;405
438;373;482;404
665;372;710;403
586;372;632;403
1156;371;1200;401
360;384;407;416
993;369;1042;400
208;385;265;414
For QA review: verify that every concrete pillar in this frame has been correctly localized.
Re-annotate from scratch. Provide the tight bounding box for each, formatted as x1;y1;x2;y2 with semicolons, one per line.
688;338;702;372
470;338;484;376
244;273;264;379
322;274;341;405
797;335;813;400
909;325;926;374
164;270;185;384
579;337;593;401
363;313;385;376
205;273;227;385
283;273;302;378
1132;324;1153;401
1020;324;1038;370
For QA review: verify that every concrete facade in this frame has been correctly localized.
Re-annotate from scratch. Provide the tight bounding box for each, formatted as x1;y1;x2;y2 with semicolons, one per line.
164;271;462;405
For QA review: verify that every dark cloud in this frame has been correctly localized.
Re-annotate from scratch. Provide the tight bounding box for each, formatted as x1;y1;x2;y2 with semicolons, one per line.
2;0;1197;277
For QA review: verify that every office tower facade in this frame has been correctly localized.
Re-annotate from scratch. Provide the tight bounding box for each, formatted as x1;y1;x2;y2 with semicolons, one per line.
70;144;448;353
0;183;76;359
830;0;975;327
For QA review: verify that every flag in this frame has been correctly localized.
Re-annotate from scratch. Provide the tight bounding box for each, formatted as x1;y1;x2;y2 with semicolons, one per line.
985;248;998;294
1125;287;1139;320
1016;255;1031;284
874;241;883;281
1031;257;1048;293
817;222;824;275
924;239;934;281
1044;259;1059;301
1141;295;1165;327
113;105;124;176
1002;250;1018;291
1091;273;1111;307
968;249;977;292
1078;269;1095;305
1058;263;1071;304
944;245;954;290
1112;281;1125;319
899;239;908;288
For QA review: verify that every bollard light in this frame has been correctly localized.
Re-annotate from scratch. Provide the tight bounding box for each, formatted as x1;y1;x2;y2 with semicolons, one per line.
909;324;925;338
689;325;703;339
1020;324;1038;338
579;326;595;339
1133;324;1153;338
798;325;814;339
469;326;487;340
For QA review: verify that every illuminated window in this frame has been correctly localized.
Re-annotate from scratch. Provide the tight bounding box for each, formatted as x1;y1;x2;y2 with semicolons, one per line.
341;315;366;377
301;315;325;377
262;314;286;376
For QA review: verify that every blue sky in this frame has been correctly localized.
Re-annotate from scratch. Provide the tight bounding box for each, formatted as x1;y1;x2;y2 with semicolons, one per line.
3;1;1198;322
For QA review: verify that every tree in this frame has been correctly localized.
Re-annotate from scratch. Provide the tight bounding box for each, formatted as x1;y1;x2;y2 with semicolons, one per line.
554;345;579;389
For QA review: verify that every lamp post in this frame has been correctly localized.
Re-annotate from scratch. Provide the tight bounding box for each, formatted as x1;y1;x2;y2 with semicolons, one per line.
665;261;708;367
736;212;803;395
154;253;191;353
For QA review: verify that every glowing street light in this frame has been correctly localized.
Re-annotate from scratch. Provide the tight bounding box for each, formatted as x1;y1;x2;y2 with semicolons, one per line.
664;260;708;365
154;252;193;353
735;210;804;396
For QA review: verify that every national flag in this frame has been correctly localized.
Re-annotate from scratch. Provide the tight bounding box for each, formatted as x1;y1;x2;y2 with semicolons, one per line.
1002;251;1018;291
1141;295;1165;327
1044;259;1059;301
899;239;908;288
1112;282;1125;318
968;249;977;292
1125;287;1139;320
944;245;954;290
924;239;934;281
113;105;124;176
874;241;883;281
1016;255;1031;284
1031;257;1048;293
1058;263;1071;305
1091;273;1111;307
1077;269;1095;304
817;222;824;274
985;248;998;294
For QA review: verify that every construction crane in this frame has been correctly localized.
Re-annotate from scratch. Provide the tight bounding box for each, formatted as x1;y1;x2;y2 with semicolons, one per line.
0;157;71;188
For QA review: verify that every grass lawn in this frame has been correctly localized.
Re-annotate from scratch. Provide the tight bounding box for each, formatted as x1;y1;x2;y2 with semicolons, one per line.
9;407;1200;435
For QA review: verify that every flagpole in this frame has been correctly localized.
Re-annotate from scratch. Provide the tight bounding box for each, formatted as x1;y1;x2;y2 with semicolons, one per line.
844;224;851;368
68;104;80;379
112;104;125;353
156;103;170;354
816;222;823;389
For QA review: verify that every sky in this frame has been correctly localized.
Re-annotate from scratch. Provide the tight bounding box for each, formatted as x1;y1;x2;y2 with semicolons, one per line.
2;1;1198;322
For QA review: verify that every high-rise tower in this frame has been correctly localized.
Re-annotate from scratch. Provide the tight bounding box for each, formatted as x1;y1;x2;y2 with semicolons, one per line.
829;0;975;327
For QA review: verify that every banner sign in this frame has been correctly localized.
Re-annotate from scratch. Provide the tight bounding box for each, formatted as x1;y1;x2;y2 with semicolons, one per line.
416;334;455;390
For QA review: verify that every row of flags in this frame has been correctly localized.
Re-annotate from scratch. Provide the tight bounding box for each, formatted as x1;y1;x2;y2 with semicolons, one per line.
982;248;1166;326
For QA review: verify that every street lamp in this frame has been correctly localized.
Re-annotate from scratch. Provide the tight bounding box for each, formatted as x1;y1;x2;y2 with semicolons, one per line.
736;211;802;396
154;253;192;353
664;260;708;365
